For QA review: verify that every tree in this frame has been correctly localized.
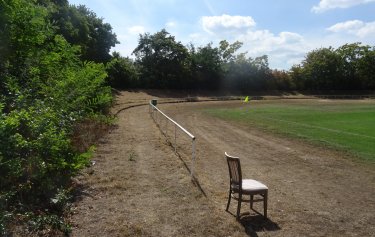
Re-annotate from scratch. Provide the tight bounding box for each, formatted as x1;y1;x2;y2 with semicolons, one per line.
38;0;119;63
290;43;375;91
289;64;306;90
357;46;375;89
133;29;190;88
225;54;271;91
75;5;119;62
336;43;373;89
268;69;295;90
106;52;139;88
190;42;223;89
301;47;342;90
219;40;243;63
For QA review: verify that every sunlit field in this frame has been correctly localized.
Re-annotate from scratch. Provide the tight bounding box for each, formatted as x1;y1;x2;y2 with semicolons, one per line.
205;99;375;162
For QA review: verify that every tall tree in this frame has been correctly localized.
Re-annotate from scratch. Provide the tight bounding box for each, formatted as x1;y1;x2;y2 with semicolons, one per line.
190;42;223;89
301;47;342;90
224;54;271;91
74;5;119;62
133;29;190;88
336;43;372;89
106;52;139;88
357;46;375;89
38;0;119;63
219;40;243;63
290;43;375;91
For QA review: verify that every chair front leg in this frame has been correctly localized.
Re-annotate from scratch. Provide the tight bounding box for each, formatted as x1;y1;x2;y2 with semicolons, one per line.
226;189;232;211
237;193;242;220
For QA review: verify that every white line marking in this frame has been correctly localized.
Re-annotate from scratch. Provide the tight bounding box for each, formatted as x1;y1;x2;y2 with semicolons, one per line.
258;116;375;140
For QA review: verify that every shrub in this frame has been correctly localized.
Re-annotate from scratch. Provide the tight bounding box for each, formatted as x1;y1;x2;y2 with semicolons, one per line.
106;54;139;89
0;0;113;234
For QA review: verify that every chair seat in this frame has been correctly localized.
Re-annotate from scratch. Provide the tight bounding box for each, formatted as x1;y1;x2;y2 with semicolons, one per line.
231;179;268;192
242;179;268;191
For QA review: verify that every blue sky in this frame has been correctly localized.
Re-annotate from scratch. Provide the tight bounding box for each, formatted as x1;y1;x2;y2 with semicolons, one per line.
69;0;375;69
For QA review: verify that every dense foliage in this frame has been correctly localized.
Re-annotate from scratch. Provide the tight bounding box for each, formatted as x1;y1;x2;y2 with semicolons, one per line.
0;0;114;234
128;29;273;91
132;29;191;89
37;0;119;63
106;52;139;89
112;29;375;92
291;43;375;90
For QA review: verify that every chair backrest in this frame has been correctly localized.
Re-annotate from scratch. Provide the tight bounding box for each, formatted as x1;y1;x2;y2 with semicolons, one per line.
225;152;242;187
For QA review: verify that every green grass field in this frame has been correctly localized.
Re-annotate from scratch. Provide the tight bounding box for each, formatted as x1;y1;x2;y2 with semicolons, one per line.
205;99;375;162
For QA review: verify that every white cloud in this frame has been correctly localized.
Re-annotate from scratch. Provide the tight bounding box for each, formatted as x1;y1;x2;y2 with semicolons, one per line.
166;21;177;28
201;14;256;34
236;30;308;69
238;30;305;53
127;25;146;35
327;20;375;37
327;20;364;32
357;22;375;37
279;32;304;44
193;14;311;69
312;0;375;13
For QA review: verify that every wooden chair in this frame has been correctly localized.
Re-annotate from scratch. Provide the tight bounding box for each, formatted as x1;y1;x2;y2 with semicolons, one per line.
225;152;268;220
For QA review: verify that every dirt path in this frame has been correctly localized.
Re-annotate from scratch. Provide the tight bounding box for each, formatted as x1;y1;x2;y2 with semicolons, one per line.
70;91;375;236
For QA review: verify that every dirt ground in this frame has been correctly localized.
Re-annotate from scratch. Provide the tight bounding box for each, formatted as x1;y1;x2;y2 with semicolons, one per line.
70;90;375;237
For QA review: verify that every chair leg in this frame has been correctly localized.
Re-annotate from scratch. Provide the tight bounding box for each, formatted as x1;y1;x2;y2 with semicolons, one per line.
237;194;242;220
226;190;232;211
250;195;254;209
263;191;268;218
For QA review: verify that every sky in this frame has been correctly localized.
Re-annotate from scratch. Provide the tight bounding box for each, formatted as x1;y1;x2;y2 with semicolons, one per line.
69;0;375;69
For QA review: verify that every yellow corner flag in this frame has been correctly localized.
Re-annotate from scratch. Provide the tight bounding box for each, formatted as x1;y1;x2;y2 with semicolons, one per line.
244;96;249;103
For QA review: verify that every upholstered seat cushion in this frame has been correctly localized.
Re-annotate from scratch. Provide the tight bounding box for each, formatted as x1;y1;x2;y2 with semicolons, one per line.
242;179;268;191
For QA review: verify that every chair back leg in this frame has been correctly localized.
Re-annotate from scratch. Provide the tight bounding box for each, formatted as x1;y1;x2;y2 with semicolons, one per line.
263;191;268;218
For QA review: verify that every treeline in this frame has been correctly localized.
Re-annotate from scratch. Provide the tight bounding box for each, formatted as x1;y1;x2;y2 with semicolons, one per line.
0;0;116;234
107;29;273;90
108;29;375;91
290;44;375;90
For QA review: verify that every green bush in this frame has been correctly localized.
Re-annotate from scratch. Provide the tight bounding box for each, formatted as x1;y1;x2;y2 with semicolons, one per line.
106;53;139;88
0;0;113;234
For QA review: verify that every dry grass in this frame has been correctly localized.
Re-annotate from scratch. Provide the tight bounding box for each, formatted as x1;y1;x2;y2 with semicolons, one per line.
71;118;114;153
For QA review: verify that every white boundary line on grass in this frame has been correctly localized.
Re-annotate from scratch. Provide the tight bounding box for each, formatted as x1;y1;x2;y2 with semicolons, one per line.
261;116;375;140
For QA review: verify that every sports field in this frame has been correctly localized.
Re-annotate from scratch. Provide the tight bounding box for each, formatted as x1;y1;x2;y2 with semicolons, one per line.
70;92;375;236
205;99;375;161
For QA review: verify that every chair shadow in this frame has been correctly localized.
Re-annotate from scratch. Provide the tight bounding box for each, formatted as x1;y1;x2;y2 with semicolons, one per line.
226;210;281;237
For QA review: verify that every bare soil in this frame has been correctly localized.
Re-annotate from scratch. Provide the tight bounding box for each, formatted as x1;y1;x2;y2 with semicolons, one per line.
70;90;375;237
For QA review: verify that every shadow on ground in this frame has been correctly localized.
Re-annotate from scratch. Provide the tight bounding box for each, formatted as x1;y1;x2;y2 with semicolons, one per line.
226;210;280;237
241;215;280;237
